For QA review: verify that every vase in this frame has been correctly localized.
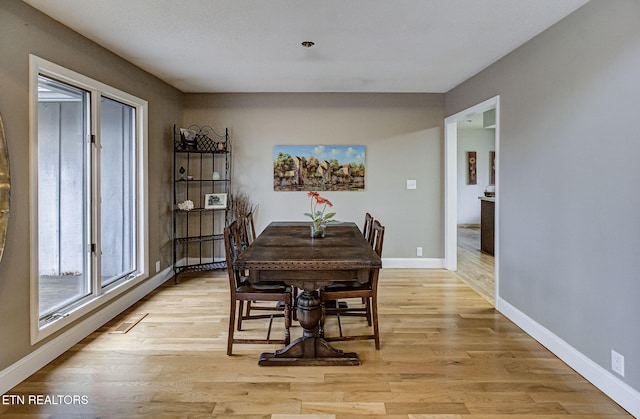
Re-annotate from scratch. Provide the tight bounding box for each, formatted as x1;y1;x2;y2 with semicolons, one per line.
310;223;326;238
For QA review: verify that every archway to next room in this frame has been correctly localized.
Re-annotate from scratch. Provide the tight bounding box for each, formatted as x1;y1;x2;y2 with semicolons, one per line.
444;96;499;304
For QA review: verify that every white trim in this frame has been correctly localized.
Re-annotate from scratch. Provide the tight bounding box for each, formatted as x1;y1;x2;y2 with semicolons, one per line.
497;297;640;418
0;267;173;396
382;258;445;269
443;120;458;271
444;96;500;295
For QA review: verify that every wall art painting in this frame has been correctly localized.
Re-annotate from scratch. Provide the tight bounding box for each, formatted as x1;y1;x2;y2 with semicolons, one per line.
273;145;365;191
467;151;477;185
489;150;496;185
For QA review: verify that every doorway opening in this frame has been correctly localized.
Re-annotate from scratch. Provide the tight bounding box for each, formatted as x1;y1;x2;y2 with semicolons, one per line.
444;96;499;303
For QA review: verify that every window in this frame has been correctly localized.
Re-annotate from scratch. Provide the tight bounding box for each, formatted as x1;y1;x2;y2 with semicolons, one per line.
99;97;136;288
30;56;148;342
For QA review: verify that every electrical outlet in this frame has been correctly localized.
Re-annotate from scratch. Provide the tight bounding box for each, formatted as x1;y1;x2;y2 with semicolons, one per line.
155;260;161;273
416;247;423;257
611;350;625;377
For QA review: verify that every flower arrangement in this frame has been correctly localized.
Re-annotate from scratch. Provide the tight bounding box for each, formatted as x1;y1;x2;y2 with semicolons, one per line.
304;191;336;237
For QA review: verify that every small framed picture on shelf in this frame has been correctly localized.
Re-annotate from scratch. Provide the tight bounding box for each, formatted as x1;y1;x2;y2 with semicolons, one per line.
204;193;227;209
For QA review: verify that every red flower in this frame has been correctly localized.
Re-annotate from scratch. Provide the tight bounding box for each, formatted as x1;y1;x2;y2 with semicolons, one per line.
307;191;320;198
316;196;333;207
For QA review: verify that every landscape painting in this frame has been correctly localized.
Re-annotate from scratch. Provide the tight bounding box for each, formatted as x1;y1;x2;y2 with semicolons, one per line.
273;145;365;191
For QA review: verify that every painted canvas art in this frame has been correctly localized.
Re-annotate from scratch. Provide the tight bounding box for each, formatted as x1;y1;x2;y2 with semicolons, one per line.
467;151;477;185
273;145;365;191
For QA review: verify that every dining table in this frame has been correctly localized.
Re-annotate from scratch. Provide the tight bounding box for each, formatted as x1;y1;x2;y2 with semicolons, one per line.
233;221;382;366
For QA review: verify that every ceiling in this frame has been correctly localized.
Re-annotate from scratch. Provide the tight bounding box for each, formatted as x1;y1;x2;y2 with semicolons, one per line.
22;0;589;93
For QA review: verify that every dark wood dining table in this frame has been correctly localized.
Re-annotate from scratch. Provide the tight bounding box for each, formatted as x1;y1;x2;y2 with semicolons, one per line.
233;221;382;366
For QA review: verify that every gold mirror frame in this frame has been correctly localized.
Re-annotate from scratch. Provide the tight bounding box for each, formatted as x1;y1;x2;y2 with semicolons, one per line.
0;113;10;262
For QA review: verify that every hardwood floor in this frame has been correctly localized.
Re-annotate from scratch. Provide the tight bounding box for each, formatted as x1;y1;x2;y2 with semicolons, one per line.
3;269;630;418
456;226;495;303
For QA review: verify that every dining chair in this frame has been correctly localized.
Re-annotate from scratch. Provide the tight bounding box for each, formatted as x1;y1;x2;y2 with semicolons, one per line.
238;211;254;319
224;220;292;356
359;212;375;307
238;211;295;321
363;212;374;245
319;219;384;349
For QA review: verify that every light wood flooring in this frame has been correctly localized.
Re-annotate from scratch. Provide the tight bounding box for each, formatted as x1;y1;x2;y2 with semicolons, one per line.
3;269;631;418
456;226;495;304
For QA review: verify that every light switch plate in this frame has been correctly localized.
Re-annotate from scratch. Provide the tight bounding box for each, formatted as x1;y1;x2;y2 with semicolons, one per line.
406;179;417;190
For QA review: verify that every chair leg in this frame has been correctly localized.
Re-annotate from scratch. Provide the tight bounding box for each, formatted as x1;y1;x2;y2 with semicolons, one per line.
372;294;380;350
319;302;326;338
237;300;244;331
227;299;236;356
292;288;298;321
365;297;372;326
284;303;291;345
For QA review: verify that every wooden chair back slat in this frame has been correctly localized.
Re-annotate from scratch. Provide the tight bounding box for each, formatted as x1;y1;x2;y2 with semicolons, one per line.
363;212;374;245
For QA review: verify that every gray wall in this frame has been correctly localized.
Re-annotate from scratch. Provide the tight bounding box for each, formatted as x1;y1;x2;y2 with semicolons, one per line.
446;0;640;390
184;93;445;260
0;1;181;369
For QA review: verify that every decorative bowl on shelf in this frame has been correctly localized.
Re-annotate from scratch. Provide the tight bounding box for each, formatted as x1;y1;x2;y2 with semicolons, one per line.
484;185;495;197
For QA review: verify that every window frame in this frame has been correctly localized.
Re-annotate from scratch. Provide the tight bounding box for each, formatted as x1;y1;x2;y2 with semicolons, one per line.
29;55;149;343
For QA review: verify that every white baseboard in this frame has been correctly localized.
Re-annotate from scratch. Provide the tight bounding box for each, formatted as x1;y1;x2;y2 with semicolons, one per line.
496;297;640;418
0;266;174;395
382;257;445;269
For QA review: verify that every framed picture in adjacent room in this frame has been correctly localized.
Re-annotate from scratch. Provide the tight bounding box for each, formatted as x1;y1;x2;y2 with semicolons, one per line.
467;151;477;185
489;151;496;185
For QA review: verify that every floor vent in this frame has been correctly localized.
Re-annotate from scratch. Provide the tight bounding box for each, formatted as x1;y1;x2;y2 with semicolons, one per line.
109;313;148;334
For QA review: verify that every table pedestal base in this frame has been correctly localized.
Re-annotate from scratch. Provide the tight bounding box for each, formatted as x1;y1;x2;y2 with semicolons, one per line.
259;336;359;366
259;288;360;366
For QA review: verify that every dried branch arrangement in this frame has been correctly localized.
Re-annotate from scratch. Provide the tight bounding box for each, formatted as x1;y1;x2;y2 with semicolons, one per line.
230;190;255;221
